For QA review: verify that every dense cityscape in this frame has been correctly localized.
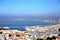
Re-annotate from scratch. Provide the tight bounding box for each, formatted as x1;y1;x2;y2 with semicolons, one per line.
0;24;60;40
0;0;60;40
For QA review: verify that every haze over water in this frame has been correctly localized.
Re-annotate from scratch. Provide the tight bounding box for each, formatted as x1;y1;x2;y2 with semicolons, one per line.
0;0;60;27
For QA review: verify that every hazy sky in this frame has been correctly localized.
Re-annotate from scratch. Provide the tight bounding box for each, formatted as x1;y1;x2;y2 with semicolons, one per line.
0;0;60;20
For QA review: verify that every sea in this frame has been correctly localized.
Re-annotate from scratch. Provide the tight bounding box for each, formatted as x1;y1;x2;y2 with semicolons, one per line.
0;20;55;31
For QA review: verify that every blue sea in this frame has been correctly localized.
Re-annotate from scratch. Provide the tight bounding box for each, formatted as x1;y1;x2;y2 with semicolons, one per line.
0;20;55;31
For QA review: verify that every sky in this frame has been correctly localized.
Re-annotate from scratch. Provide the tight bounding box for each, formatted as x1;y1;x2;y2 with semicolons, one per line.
0;0;60;20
